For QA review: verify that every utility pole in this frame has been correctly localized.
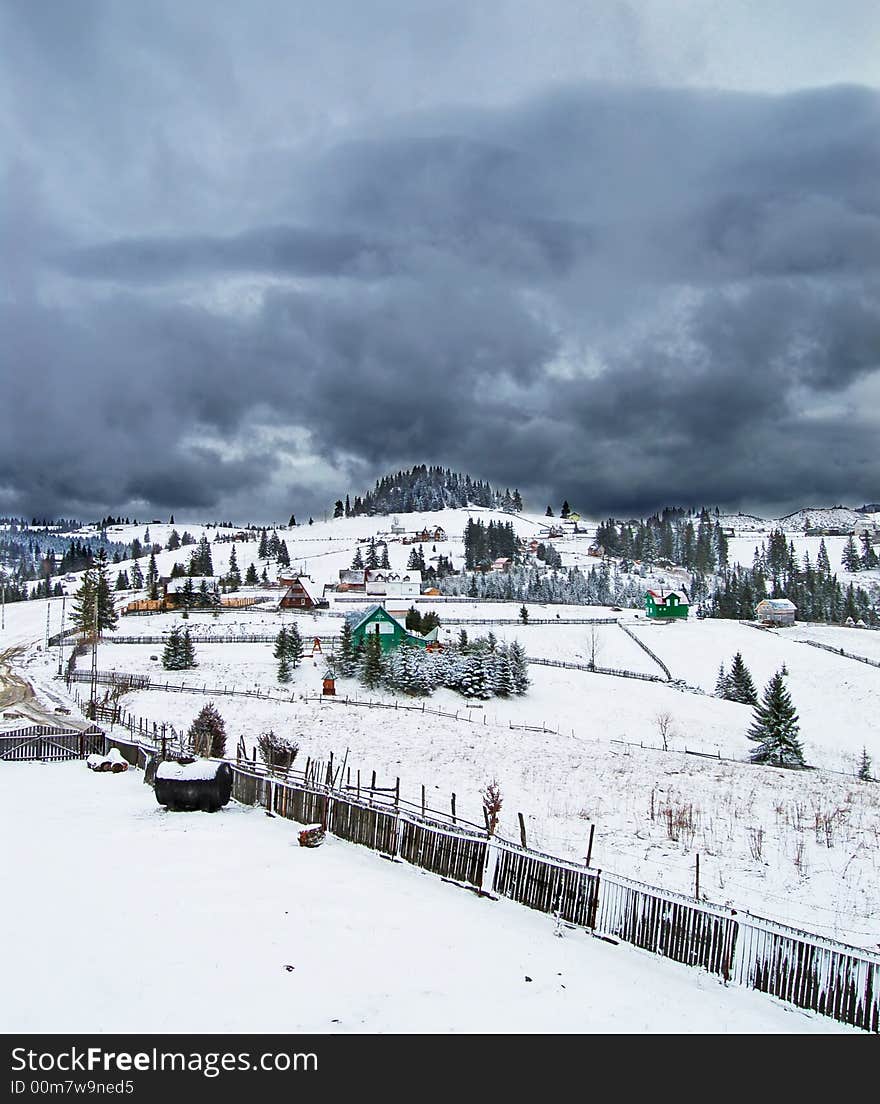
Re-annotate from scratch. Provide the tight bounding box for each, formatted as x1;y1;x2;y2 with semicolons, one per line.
89;598;99;721
57;594;67;676
1;581;5;632
45;602;51;650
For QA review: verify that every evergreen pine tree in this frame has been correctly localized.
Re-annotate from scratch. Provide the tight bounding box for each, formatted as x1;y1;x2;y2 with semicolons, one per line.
361;632;384;689
130;557;144;589
747;670;805;768
857;746;873;782
115;570;129;591
188;702;226;758
351;546;365;569
162;625;183;669
226;545;242;590
841;535;860;572
258;528;269;558
273;626;289;660
245;562;259;585
70;566;97;638
379;542;390;569
859;532;878;570
145;551;159;600
285;623;304;668
726;652;758;705
519;604;529;623
337;619;356;676
181;627;197;669
334;499;344;518
278;653;292;683
714;663;729;696
508;640;529;694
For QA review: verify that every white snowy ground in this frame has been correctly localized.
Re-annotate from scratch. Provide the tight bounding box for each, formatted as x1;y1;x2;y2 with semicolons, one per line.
6;593;880;948
0;761;851;1034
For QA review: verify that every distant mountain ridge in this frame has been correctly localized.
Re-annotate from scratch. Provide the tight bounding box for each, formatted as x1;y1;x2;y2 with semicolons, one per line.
344;465;523;517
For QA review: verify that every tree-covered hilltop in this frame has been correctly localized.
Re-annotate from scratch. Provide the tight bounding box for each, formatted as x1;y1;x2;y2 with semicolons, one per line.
336;465;523;517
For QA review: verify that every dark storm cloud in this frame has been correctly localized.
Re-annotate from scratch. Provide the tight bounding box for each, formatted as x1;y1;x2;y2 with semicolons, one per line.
1;1;879;522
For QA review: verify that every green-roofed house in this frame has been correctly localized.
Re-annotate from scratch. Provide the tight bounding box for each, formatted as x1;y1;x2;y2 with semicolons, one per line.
349;604;432;653
645;588;689;620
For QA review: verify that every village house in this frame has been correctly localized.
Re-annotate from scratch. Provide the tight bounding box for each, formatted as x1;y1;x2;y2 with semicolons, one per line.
491;557;513;572
645;588;689;620
279;575;327;610
365;570;422;598
756;598;797;626
348;605;434;653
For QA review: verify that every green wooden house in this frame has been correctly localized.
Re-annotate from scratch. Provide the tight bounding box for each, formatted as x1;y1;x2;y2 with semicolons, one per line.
349;605;431;653
645;588;689;620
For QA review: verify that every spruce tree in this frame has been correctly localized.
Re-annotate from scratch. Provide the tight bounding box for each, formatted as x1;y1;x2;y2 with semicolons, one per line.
714;663;729;697
857;747;873;782
519;604;529;623
70;566;97;638
351;546;364;570
278;653;292;683
337;619;356;676
273;626;289;660
188;702;226;758
841;535;860;573
361;632;384;689
226;545;241;590
181;627;197;669
285;623;304;668
162;625;183;669
726;652;758;705
747;670;805;768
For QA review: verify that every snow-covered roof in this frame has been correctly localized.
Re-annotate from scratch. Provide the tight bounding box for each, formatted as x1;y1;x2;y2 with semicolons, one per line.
284;575;322;604
757;598;797;610
647;588;688;603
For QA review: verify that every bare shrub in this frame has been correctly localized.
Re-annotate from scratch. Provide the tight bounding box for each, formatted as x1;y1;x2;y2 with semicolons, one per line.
655;711;675;752
747;826;764;862
663;801;697;847
481;779;503;835
257;729;300;774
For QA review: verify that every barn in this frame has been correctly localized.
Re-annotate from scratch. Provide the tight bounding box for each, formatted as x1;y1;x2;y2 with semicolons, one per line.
756;598;797;626
645;588;689;620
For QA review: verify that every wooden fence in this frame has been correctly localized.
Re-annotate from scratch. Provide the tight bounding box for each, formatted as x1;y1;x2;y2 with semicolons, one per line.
0;723;105;762
7;704;878;1033
616;622;673;680
119;730;874;1034
526;656;663;683
794;638;880;671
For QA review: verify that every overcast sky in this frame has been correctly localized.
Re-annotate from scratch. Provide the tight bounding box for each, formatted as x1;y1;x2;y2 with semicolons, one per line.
2;1;879;523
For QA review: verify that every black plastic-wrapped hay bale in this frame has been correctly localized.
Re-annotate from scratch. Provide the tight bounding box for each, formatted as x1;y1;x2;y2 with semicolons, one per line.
154;760;233;812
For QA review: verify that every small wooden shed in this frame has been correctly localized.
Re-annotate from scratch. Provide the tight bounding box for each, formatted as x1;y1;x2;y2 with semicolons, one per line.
756;598;796;626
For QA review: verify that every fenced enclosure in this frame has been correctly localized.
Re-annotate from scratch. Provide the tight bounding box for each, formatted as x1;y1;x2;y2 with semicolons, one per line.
5;698;878;1033
97;721;879;1034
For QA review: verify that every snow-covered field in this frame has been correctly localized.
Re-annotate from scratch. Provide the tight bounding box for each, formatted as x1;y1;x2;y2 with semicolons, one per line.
0;761;850;1034
4;507;880;952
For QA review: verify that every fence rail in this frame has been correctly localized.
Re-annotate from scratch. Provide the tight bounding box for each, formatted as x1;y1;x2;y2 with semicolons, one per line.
526;656;663;683
617;622;673;680
794;638;880;670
